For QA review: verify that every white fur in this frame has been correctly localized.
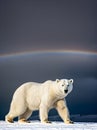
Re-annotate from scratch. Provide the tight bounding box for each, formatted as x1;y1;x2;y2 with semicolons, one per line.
5;79;73;124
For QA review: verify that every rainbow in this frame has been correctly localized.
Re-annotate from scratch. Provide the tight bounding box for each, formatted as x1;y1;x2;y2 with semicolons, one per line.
0;49;97;58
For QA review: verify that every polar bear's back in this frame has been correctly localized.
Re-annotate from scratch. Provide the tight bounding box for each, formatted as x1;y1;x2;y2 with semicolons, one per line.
10;80;54;111
10;82;41;110
13;82;43;99
11;81;50;110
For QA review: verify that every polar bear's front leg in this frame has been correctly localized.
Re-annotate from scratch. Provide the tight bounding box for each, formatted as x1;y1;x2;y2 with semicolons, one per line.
39;104;51;123
55;99;73;124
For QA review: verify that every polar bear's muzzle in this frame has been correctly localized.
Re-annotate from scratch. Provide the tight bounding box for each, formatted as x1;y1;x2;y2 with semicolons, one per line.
64;89;68;93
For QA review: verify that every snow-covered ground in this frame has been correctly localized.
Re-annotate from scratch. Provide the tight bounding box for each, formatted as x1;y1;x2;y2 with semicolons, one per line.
0;121;97;130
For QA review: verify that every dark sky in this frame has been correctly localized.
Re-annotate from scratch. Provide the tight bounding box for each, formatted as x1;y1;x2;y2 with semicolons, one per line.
0;0;97;54
0;0;97;121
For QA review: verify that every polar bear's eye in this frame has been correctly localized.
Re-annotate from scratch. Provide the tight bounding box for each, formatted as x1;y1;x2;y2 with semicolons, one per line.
62;84;64;87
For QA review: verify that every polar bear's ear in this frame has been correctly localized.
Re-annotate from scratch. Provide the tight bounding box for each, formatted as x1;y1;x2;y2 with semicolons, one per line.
56;79;60;83
69;79;73;84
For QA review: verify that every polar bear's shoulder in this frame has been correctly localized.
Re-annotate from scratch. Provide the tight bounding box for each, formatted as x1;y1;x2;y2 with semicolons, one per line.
17;80;54;91
17;82;40;91
22;82;41;86
42;80;54;86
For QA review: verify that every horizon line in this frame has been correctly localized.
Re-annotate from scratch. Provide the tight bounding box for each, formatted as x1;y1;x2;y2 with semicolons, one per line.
0;49;97;58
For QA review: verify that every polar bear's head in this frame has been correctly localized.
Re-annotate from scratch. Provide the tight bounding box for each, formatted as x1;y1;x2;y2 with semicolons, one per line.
55;79;73;97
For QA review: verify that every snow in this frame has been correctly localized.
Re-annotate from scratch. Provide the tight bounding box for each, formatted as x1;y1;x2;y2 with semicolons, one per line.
0;121;97;130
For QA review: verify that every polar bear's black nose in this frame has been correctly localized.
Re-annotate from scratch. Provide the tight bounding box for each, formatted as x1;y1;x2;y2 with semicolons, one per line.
64;90;68;93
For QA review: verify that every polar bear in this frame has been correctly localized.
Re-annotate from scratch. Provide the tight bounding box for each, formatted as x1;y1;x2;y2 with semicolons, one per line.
5;79;73;124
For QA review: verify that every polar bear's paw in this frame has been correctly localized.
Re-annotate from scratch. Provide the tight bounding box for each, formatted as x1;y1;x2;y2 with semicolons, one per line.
6;119;14;123
65;119;74;124
45;120;52;123
5;115;14;123
18;119;30;123
41;119;52;124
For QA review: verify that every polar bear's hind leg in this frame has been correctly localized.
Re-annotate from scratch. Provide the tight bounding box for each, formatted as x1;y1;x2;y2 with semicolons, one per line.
18;108;32;123
5;99;27;123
